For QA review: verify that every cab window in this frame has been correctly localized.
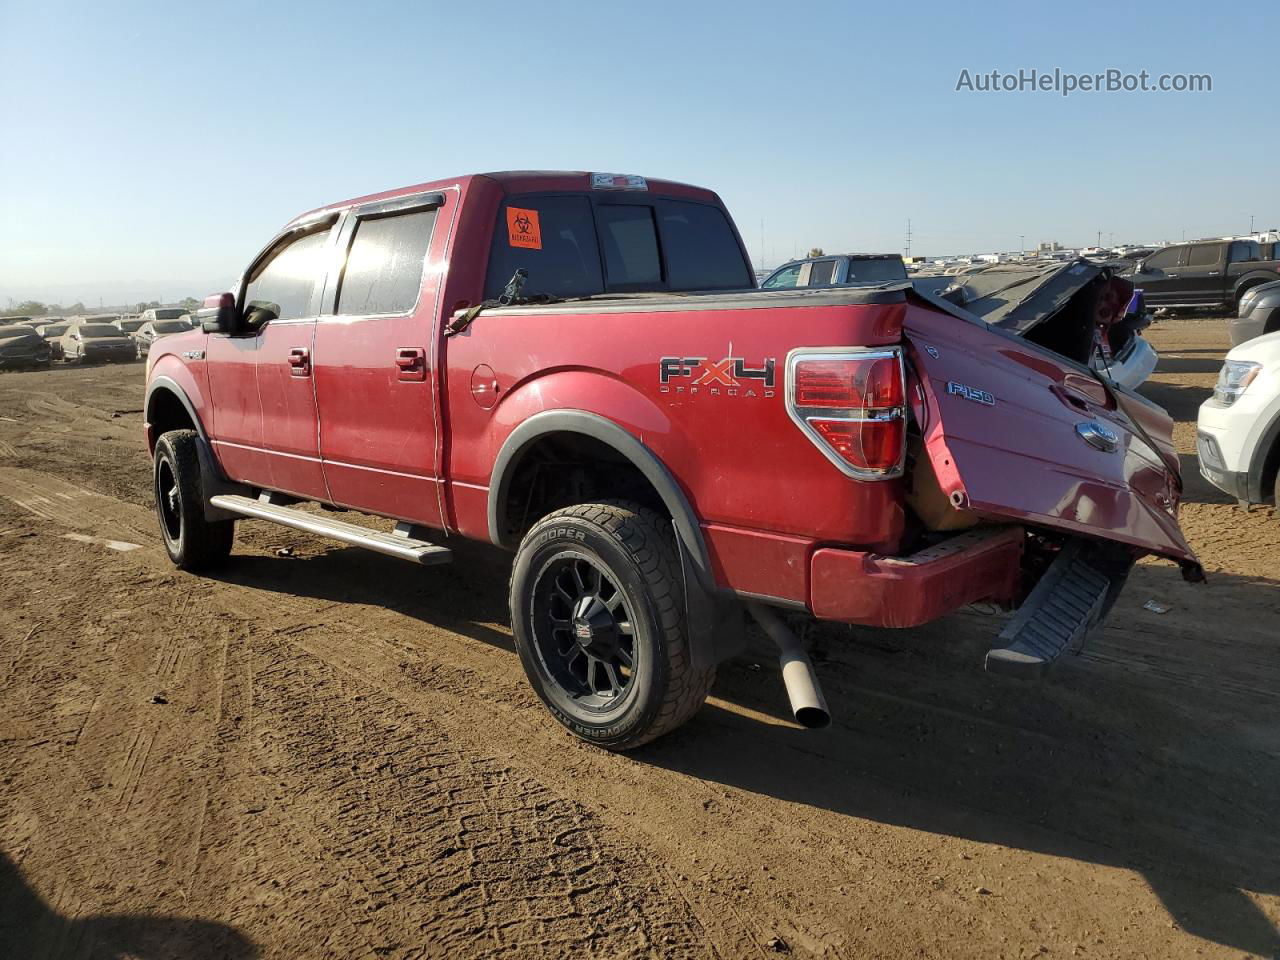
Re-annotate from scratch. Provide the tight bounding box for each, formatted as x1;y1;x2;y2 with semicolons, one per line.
597;204;662;290
336;208;438;316
1143;246;1183;270
808;259;837;286
1228;241;1260;263
485;196;604;300
762;264;802;289
1186;243;1221;268
243;226;331;323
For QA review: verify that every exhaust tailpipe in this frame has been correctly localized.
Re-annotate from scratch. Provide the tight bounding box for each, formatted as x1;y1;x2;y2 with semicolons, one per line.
747;603;831;729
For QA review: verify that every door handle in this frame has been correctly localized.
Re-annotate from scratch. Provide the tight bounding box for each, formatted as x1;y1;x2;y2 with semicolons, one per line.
287;347;310;377
396;347;427;382
1207;271;1220;276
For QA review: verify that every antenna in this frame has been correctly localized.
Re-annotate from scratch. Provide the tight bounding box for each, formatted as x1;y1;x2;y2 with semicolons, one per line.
760;218;765;271
904;218;913;259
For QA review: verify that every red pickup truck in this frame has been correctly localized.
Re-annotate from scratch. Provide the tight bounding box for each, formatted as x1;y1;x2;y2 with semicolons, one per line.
144;171;1201;750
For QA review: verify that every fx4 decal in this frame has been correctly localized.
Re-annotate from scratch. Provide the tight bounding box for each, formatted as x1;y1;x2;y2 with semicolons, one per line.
660;355;777;398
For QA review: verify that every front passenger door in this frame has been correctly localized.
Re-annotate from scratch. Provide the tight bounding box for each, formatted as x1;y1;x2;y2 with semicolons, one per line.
206;221;335;498
1131;246;1186;307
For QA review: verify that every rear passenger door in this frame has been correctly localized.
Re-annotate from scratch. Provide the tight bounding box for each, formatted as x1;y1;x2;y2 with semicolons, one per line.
313;190;452;526
1178;242;1228;307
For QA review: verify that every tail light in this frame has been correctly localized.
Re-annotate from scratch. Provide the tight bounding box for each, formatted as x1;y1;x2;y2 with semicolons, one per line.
786;348;906;478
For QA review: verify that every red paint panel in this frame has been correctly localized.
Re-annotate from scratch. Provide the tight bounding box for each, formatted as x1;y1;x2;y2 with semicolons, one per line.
702;523;812;604
904;306;1198;566
810;526;1024;627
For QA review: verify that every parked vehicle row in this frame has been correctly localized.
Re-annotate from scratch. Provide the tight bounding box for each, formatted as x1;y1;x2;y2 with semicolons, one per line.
0;312;195;368
142;169;1202;751
1126;238;1280;314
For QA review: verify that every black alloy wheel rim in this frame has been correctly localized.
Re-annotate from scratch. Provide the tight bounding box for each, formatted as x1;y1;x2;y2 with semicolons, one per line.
531;553;637;713
157;457;182;543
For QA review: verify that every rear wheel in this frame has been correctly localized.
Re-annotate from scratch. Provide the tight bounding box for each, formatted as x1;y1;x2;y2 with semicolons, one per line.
510;501;715;751
153;430;234;570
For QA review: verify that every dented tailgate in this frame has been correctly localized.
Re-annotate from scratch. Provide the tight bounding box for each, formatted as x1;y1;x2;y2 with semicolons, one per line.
902;303;1201;575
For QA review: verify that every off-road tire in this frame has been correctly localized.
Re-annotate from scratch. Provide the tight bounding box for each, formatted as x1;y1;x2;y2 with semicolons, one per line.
510;501;715;751
153;429;234;570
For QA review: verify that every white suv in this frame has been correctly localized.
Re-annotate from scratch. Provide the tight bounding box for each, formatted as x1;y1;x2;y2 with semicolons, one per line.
1196;331;1280;509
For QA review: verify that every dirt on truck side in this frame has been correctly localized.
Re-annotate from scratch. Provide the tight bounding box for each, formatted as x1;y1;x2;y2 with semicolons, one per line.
1;318;1279;959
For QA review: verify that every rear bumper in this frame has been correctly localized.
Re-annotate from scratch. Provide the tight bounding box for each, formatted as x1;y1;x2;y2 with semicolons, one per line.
810;525;1024;628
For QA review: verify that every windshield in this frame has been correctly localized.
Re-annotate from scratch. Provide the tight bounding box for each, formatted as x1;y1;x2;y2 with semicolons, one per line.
0;326;38;341
116;319;145;332
40;324;69;337
78;324;122;338
153;320;189;334
846;257;907;283
484;193;751;300
154;308;186;320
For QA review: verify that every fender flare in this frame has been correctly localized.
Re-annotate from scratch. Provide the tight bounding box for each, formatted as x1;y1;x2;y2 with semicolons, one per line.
487;409;713;590
1232;273;1278;302
145;376;247;520
145;375;210;444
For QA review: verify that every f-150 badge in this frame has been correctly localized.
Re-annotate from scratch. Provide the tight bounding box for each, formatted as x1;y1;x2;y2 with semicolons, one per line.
947;381;995;406
660;354;776;398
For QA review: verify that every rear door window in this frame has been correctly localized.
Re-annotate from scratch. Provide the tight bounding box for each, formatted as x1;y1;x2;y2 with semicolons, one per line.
336;208;438;316
808;259;837;286
597;204;662;290
1186;243;1221;268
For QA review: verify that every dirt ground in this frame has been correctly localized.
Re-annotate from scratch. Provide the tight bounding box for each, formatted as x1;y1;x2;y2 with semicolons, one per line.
1;318;1278;960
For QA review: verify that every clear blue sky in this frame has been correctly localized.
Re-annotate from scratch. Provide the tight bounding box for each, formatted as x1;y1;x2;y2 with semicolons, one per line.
1;0;1276;304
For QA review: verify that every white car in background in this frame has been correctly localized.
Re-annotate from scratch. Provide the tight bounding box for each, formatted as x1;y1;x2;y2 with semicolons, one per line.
1196;332;1280;510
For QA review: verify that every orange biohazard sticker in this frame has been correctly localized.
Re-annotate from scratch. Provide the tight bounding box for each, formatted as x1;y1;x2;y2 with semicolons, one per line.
506;207;542;250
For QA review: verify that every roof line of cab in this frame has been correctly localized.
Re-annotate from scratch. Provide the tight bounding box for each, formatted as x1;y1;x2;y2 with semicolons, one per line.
282;170;722;232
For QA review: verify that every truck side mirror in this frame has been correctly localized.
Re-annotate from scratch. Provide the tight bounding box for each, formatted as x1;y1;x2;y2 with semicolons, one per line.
199;292;239;334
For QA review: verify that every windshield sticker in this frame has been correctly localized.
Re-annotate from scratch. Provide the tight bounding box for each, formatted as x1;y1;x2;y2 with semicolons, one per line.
506;207;542;250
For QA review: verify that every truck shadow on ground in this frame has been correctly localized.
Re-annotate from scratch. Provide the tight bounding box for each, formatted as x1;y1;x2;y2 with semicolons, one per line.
0;852;257;959
211;541;1280;956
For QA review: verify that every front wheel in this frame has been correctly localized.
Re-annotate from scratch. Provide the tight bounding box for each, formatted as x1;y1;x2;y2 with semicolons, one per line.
509;501;715;751
153;430;234;570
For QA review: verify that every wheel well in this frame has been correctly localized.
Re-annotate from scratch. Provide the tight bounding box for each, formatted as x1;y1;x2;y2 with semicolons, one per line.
497;432;669;545
1262;433;1280;504
147;388;198;444
1235;279;1267;309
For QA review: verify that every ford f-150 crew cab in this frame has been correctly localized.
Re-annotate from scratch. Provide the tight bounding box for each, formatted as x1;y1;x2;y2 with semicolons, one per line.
1126;238;1280;313
143;171;1202;750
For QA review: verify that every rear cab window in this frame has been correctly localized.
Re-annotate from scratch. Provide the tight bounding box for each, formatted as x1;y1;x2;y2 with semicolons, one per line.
1228;240;1261;263
846;256;907;283
484;191;750;300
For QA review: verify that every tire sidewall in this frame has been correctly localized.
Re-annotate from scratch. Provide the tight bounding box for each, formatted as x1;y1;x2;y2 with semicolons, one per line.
154;436;187;564
511;514;671;747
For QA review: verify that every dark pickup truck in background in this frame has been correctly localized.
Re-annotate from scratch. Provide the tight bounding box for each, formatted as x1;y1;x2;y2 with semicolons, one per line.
1127;238;1280;313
